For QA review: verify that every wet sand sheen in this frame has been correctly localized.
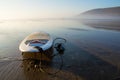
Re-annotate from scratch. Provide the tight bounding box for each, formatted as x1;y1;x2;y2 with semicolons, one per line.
1;43;119;80
0;60;82;80
72;39;120;66
0;20;120;80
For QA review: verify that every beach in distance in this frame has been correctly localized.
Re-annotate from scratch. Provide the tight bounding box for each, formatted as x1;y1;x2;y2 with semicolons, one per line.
0;19;120;80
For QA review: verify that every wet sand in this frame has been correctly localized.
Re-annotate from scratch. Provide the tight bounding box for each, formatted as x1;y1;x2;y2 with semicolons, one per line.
81;19;120;31
0;59;81;80
0;42;120;80
0;20;120;80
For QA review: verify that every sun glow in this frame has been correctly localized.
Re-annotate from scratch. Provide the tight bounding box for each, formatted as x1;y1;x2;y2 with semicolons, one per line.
0;0;119;20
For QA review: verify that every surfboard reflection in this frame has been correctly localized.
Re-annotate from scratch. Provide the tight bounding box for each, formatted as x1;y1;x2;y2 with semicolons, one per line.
21;47;63;75
22;47;53;61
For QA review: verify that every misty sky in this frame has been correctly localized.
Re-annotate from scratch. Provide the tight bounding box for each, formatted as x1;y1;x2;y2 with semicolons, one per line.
0;0;120;19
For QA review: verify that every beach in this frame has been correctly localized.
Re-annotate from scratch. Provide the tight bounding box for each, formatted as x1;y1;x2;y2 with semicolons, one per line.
0;20;120;80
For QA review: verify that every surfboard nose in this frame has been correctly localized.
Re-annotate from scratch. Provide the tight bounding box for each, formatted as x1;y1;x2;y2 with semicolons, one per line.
19;32;53;52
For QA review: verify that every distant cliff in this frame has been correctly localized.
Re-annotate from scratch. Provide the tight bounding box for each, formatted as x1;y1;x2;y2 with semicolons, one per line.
78;7;120;19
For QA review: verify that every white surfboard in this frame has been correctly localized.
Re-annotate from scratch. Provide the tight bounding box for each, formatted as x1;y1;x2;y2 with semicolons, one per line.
19;32;53;52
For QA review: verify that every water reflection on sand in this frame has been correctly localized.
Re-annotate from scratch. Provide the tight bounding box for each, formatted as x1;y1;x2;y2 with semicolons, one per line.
0;20;120;80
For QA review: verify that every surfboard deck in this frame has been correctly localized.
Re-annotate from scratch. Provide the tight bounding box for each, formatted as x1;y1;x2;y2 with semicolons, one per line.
19;32;53;52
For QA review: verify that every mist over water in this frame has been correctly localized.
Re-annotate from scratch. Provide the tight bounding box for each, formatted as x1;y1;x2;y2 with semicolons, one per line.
0;19;120;80
0;19;120;63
